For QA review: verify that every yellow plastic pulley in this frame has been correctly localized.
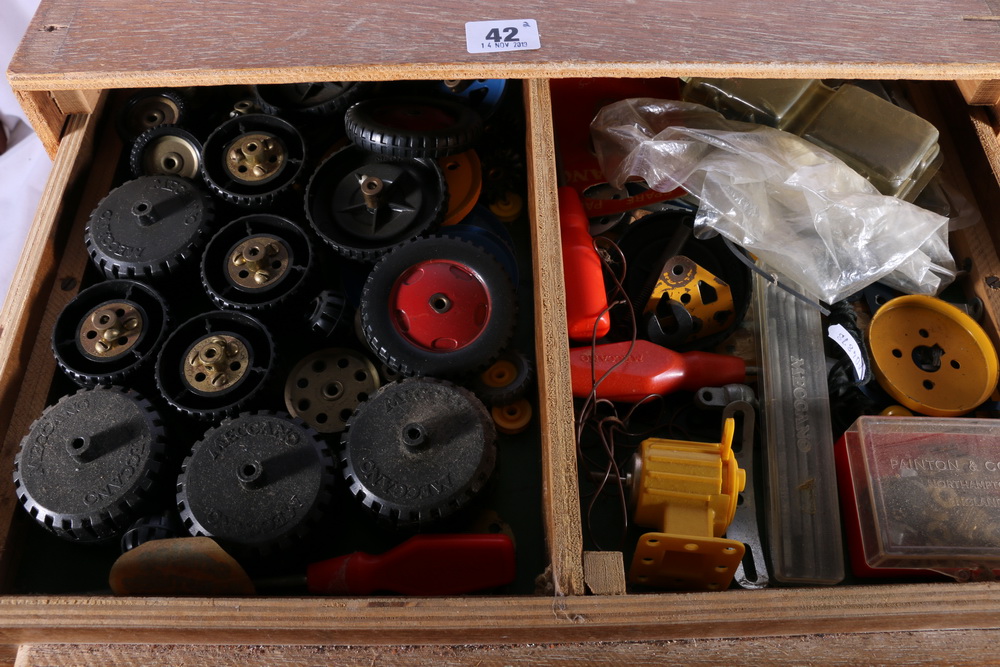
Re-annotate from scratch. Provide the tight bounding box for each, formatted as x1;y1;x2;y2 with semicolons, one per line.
492;399;532;435
439;150;483;226
627;417;746;591
868;295;999;417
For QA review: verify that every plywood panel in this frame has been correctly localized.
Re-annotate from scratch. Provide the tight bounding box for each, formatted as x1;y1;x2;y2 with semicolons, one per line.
9;0;1000;93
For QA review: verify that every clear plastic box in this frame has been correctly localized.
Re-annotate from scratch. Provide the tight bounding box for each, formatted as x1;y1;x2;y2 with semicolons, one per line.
836;416;1000;576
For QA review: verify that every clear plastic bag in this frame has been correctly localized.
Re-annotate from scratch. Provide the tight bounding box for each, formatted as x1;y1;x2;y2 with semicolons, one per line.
591;98;955;303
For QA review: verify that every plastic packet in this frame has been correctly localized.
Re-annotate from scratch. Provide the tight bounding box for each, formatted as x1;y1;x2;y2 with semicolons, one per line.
591;98;954;303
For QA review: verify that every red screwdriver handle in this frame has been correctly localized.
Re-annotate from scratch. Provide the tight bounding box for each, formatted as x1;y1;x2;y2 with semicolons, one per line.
306;534;516;596
559;186;611;342
570;340;746;401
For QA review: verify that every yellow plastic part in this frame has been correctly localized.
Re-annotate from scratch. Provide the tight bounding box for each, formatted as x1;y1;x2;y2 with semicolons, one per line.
492;399;532;435
880;405;913;417
489;192;523;223
644;255;734;343
481;359;518;389
439;150;483;226
627;417;747;591
868;295;999;417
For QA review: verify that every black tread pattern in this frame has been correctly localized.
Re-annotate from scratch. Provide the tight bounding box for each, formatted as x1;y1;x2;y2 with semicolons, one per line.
13;386;168;543
339;378;495;528
360;235;516;378
344;97;484;159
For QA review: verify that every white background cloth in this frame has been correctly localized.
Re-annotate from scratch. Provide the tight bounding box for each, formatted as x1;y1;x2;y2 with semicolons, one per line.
1;0;52;309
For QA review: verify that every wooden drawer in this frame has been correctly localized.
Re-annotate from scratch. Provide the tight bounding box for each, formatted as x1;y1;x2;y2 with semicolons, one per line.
8;1;1000;663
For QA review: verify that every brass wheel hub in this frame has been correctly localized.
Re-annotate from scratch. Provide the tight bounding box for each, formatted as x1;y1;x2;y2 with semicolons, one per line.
224;132;286;183
142;134;200;179
78;302;143;361
184;335;250;393
227;235;289;289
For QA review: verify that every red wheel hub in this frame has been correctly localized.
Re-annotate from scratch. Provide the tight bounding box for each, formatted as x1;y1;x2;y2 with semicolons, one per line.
389;260;491;351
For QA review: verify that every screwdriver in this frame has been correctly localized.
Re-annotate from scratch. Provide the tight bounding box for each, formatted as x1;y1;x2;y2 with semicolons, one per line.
570;339;748;401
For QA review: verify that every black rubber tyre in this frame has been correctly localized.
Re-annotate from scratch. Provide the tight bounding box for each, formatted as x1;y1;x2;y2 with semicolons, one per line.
154;310;276;421
117;89;187;142
339;378;496;528
344;96;483;158
305;145;447;261
52;279;170;386
254;81;371;117
200;214;314;312
129;124;203;180
13;386;168;543
361;235;516;377
200;113;306;207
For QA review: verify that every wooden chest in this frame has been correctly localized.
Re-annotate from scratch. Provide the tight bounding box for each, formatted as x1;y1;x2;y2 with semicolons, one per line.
6;1;1000;663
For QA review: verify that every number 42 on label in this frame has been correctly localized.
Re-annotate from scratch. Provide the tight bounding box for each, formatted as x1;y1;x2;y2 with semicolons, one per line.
465;19;541;54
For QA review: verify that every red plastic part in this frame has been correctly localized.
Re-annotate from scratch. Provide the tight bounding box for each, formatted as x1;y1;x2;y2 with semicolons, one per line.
306;533;517;596
570;340;746;401
389;259;491;351
550;77;685;217
560;186;611;341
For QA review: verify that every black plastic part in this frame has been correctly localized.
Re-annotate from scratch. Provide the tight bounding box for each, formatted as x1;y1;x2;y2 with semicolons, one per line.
120;510;184;553
254;81;370;117
12;386;168;543
305;145;447;261
466;348;534;407
344;96;484;159
615;210;752;352
201;214;314;312
176;411;335;556
118;89;187;142
129;124;203;179
340;378;496;528
361;235;517;378
84;176;214;280
200;113;306;207
154;310;276;421
307;289;354;339
52;279;170;386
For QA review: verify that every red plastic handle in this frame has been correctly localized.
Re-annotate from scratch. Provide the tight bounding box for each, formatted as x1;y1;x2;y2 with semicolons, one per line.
570;340;746;401
559;186;611;341
306;534;516;596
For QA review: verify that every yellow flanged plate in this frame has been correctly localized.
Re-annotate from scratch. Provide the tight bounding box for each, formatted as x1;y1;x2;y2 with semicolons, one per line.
439;150;483;226
629;532;744;591
868;295;999;417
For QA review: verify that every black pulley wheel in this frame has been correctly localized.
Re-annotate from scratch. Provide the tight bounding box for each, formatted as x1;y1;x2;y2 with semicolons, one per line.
340;378;496;528
13;386;168;542
129;124;203;179
177;411;335;556
306;145;447;261
361;235;516;377
254;81;370;117
201;113;306;207
345;96;483;158
201;214;314;312
52;279;170;386
155;310;276;420
84;175;214;280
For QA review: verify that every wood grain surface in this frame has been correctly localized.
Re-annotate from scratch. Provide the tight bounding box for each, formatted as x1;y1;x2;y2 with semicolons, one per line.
15;630;1000;667
0;583;998;646
9;0;1000;93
